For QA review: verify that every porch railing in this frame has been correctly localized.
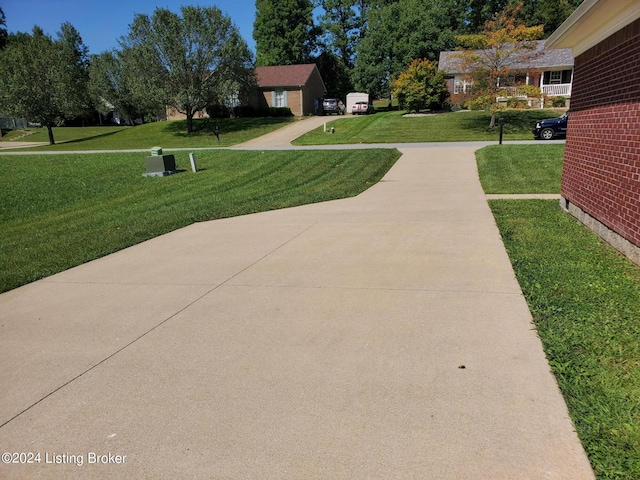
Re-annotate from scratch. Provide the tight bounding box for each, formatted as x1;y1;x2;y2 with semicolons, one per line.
541;83;572;97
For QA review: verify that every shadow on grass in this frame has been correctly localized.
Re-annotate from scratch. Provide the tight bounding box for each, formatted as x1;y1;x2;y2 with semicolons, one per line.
455;110;561;135
55;129;125;145
163;117;293;137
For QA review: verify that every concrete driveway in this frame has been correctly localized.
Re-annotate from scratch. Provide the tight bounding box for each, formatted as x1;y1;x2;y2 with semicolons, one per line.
0;122;593;479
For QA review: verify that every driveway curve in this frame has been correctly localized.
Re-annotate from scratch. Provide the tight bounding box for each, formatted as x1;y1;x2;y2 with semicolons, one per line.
0;121;593;479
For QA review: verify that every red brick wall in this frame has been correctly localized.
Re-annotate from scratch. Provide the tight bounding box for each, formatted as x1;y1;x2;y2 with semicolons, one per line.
561;18;640;248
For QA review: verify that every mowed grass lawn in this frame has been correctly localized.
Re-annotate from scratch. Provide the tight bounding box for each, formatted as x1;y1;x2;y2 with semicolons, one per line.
0;116;295;150
476;144;565;193
479;145;640;479
0;149;400;293
294;109;562;144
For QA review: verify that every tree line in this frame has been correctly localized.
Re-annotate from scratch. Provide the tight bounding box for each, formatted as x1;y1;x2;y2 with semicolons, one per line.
0;1;581;143
254;0;582;100
0;6;253;143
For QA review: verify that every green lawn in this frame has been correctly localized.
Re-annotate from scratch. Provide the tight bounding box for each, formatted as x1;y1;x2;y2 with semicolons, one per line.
0;117;295;150
476;144;564;193
490;201;640;480
293;109;563;145
0;148;400;293
478;145;640;479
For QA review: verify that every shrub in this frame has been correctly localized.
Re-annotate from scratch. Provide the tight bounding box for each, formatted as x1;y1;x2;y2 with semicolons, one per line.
207;104;231;118
506;98;529;109
268;107;293;117
547;96;567;108
463;94;493;110
391;59;449;112
232;105;293;118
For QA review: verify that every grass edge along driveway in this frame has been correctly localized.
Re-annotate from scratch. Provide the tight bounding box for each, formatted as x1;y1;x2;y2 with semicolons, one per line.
0;148;400;293
478;145;640;480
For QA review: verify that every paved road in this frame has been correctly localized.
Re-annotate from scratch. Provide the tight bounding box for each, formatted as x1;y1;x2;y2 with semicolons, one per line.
0;121;591;479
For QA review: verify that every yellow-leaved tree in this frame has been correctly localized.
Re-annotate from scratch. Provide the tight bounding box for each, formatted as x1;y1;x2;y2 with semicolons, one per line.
391;59;449;114
454;3;544;127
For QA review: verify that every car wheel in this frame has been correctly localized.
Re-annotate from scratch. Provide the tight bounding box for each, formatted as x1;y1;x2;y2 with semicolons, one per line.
540;128;554;140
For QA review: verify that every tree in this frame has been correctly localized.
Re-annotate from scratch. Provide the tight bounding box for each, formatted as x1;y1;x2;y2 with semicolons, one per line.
254;0;318;66
462;0;511;33
58;22;92;124
0;8;7;49
121;6;254;133
89;49;165;125
455;3;543;127
391;59;448;112
314;50;353;99
520;0;583;36
0;24;91;144
352;0;458;99
315;0;369;68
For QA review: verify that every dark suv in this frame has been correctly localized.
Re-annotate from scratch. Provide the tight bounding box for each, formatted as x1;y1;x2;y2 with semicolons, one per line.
322;98;345;115
533;111;569;140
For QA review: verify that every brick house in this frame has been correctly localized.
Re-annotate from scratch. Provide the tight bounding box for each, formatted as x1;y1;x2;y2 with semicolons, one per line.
166;63;327;120
438;41;574;107
252;64;327;116
546;0;640;265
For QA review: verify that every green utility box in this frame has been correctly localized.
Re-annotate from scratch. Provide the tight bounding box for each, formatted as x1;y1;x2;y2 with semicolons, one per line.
143;146;176;177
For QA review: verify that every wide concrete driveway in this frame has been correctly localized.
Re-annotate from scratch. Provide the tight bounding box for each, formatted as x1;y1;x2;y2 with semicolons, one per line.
0;120;593;478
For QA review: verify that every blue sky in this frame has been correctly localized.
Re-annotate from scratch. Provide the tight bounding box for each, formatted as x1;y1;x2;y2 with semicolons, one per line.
2;0;259;54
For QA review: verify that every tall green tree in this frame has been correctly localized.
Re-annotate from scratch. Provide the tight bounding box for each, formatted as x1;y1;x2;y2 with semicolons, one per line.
0;24;90;144
254;0;318;66
462;0;511;33
461;0;582;35
520;0;582;36
122;6;254;133
0;8;7;49
316;0;369;68
89;48;165;125
314;50;352;98
352;0;458;99
58;22;92;123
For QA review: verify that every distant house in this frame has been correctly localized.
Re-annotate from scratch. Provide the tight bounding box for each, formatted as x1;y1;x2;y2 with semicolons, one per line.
166;64;327;120
546;0;640;265
252;64;326;116
438;40;574;107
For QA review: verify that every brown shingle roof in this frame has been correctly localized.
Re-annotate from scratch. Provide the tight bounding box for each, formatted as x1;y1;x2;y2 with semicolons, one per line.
255;64;318;88
438;40;574;73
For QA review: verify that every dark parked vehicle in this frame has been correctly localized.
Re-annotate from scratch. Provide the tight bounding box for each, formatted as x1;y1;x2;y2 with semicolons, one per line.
352;101;375;115
533;111;569;140
322;98;345;115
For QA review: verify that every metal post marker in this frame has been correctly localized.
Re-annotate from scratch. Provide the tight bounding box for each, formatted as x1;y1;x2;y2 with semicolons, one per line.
189;153;198;173
498;117;505;144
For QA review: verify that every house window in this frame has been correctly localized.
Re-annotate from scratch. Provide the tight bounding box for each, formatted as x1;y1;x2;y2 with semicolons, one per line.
453;77;473;94
543;70;573;85
274;89;287;107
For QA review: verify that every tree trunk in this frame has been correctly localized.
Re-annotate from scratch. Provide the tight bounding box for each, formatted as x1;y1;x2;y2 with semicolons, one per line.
46;125;55;145
489;112;496;128
186;111;194;133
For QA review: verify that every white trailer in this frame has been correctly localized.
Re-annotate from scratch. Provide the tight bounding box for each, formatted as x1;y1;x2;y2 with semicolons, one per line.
346;92;369;114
